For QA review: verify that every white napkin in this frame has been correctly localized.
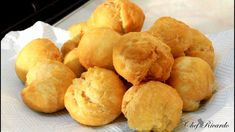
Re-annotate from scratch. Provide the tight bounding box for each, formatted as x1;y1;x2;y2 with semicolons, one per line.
1;21;234;132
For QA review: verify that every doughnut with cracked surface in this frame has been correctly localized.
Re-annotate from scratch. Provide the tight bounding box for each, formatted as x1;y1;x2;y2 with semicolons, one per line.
122;81;183;132
21;60;76;113
167;56;215;111
113;32;174;85
87;0;145;34
64;67;126;126
15;38;62;82
147;16;215;68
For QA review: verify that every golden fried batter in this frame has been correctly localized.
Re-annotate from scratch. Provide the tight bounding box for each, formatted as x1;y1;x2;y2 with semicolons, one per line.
61;35;82;57
64;67;126;126
68;22;90;39
113;32;174;85
147;16;192;58
122;81;183;132
185;28;215;69
167;56;215;111
64;48;85;77
87;0;145;34
21;60;76;113
147;17;215;68
15;38;62;82
78;28;121;70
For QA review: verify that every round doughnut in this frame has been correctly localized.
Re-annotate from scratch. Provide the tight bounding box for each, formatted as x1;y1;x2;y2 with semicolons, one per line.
147;17;215;68
87;0;145;34
122;81;183;132
15;38;62;82
64;67;126;126
167;56;215;111
78;28;121;70
21;60;76;113
185;28;215;69
113;32;174;85
147;16;192;58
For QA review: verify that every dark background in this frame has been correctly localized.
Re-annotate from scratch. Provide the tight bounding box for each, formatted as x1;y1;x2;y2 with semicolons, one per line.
0;0;89;39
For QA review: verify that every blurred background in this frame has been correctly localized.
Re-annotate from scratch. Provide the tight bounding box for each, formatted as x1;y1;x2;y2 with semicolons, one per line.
0;0;88;39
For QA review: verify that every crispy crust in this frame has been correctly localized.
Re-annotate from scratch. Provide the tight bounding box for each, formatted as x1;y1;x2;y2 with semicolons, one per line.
122;81;183;132
167;56;215;111
64;48;85;77
147;17;215;68
64;67;126;126
185;28;215;69
68;22;90;39
78;28;121;70
87;0;145;34
21;60;76;113
147;16;192;58
15;38;62;82
113;32;174;85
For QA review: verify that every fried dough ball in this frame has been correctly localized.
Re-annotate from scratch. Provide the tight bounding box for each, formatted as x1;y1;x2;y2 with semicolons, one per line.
68;22;90;39
147;16;192;58
63;48;85;77
15;38;62;83
185;29;215;69
78;28;121;70
21;60;76;113
113;32;174;85
61;35;82;57
87;0;145;34
122;81;183;132
64;67;126;126
167;56;215;111
147;17;215;68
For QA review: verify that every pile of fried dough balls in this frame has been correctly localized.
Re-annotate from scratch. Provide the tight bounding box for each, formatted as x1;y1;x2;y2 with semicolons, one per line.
15;0;215;131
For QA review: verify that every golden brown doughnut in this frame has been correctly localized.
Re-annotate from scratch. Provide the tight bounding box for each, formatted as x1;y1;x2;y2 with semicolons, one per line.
87;0;145;34
147;16;192;58
63;48;85;77
122;81;183;132
68;22;90;39
64;67;126;126
167;56;215;111
78;27;121;70
21;60;76;113
61;35;81;57
147;17;215;68
185;28;215;69
113;32;174;85
15;38;62;82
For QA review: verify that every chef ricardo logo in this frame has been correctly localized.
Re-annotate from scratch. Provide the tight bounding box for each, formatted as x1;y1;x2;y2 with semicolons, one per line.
182;118;229;130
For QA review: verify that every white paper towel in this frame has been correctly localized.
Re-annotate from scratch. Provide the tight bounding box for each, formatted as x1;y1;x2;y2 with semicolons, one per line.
1;21;234;132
